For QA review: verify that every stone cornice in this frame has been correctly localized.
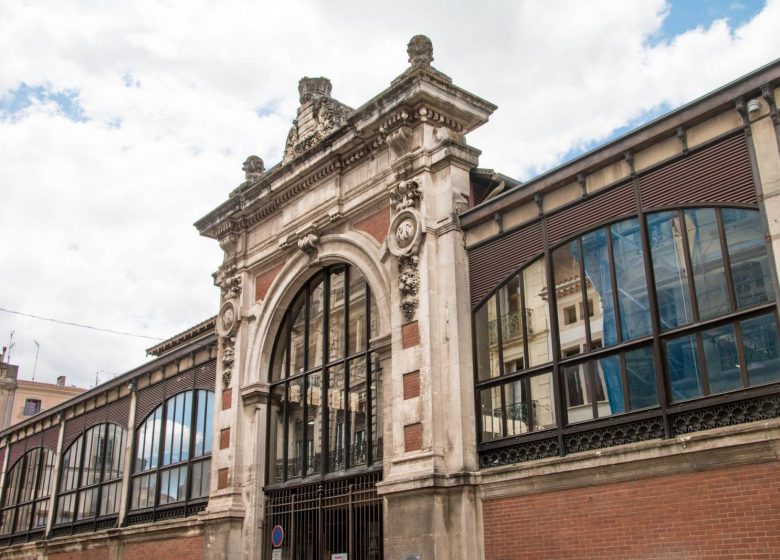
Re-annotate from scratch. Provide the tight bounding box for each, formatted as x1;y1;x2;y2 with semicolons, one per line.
195;65;496;240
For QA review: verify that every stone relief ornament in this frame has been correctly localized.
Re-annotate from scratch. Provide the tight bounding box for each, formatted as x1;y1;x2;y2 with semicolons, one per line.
407;35;433;68
283;77;354;164
219;265;242;299
387;178;424;321
242;155;265;183
217;300;239;389
297;228;320;259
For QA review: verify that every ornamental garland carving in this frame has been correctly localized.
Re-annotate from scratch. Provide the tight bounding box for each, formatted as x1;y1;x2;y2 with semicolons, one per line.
218;265;242;299
217;300;239;389
387;178;424;321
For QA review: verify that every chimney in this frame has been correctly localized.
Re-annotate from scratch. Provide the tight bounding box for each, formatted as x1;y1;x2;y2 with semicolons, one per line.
57;375;65;387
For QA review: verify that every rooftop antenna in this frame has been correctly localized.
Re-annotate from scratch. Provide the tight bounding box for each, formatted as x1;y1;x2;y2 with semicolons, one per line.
6;331;15;364
32;341;40;381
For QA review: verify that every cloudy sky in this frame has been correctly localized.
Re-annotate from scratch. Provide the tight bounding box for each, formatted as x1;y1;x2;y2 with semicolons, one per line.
1;0;778;389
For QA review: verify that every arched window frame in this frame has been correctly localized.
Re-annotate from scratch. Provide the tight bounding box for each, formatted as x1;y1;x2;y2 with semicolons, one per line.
266;264;383;485
473;204;780;452
0;448;55;539
128;389;213;519
53;423;126;532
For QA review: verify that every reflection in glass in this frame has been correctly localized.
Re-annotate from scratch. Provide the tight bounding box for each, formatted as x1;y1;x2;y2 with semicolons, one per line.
480;387;502;442
582;229;617;348
597;354;624;417
499;276;525;374
370;352;383;465
308;273;324;369
328;268;346;361
624;346;657;409
474;295;499;381
289;292;306;375
648;212;693;330
666;335;703;401
554;242;586;357
269;385;285;483
348;268;368;355
305;372;322;475
611;219;652;341
270;317;288;382
287;377;304;479
685;209;729;320
327;363;346;472
723;208;773;309
564;362;594;423
524;258;551;367
742;313;780;386
348;359;369;468
702;324;741;393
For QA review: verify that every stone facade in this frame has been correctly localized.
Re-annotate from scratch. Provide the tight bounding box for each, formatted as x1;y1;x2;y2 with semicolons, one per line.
1;37;780;560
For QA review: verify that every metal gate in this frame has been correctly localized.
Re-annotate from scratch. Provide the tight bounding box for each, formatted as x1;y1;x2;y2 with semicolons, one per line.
264;472;383;560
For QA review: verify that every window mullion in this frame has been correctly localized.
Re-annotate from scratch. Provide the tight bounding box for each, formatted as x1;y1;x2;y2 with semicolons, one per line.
716;208;739;313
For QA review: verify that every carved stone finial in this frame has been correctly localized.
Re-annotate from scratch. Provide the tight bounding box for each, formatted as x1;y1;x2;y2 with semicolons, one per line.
299;76;332;104
407;35;433;68
242;155;265;181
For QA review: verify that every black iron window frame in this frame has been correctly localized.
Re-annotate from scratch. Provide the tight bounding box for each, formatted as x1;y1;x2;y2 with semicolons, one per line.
266;264;381;487
126;387;213;524
51;422;126;535
474;203;780;463
0;447;55;543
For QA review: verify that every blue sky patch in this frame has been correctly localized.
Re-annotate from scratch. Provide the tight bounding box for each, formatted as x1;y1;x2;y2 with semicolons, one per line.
659;0;764;39
0;83;88;122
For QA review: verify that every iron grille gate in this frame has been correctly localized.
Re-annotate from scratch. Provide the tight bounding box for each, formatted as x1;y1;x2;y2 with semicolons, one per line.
264;472;383;560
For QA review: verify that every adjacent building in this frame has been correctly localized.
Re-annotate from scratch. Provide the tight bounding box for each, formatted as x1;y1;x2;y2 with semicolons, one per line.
1;36;780;559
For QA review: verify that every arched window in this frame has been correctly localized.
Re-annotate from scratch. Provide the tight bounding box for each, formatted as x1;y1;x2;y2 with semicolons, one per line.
0;448;55;537
130;390;213;514
475;207;780;447
267;264;382;484
55;423;126;528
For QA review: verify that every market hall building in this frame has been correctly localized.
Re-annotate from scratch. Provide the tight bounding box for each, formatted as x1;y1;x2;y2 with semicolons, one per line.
1;36;780;560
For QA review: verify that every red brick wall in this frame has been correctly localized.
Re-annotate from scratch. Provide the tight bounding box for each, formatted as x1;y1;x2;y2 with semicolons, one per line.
483;460;780;559
220;427;230;449
403;371;420;400
49;548;109;560
401;321;420;349
404;423;422;452
255;263;283;302
354;205;391;243
124;536;204;560
222;388;232;410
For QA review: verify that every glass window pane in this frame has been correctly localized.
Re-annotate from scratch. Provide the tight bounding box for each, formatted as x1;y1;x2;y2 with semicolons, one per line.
77;487;98;520
287;377;304;479
665;335;703;401
289;292;306;375
474;295;500;381
723;208;774;309
327;363;346;473
702;324;741;393
499;275;526;370
564;362;594;423
190;460;211;500
582;228;618;348
596;355;624;417
308;272;324;369
268;385;285;483
742;313;780;386
685;208;729;320
554;242;586;357
648;212;693;330
348;267;369;356
524;258;552;367
369;289;379;340
348;359;369;468
270;317;288;382
503;380;529;436
479;387;502;442
305;372;323;475
32;498;49;528
57;494;75;525
370;352;383;465
99;481;121;516
529;372;556;430
611;219;652;341
328;268;346;362
625;346;658;409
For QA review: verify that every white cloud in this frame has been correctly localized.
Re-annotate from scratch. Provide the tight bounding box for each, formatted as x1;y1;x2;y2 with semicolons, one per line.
0;0;778;388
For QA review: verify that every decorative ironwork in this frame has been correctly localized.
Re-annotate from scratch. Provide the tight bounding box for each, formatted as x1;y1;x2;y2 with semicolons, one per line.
264;472;383;559
478;437;559;468
670;395;780;435
487;310;529;344
564;418;664;454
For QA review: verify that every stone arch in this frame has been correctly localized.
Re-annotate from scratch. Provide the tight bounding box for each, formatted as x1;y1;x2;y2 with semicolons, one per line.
244;230;391;388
